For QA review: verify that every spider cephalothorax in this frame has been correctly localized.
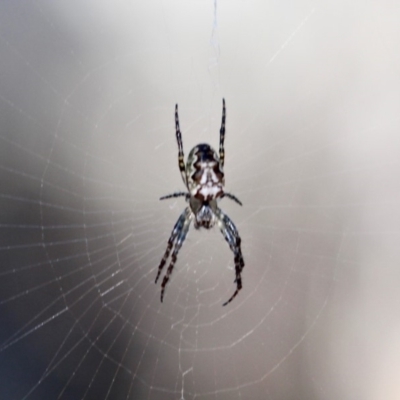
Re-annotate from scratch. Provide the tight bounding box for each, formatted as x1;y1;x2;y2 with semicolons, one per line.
155;99;244;306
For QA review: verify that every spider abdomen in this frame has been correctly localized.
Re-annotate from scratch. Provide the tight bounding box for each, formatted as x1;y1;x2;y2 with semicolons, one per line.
186;144;224;202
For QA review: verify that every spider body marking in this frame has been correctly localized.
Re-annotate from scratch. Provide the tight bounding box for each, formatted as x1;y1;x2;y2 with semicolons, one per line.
156;99;244;306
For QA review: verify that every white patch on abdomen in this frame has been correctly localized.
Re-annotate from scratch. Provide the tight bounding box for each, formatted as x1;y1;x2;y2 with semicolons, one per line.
195;162;222;198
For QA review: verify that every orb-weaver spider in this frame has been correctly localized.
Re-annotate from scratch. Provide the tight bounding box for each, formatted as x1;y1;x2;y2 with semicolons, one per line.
155;99;244;306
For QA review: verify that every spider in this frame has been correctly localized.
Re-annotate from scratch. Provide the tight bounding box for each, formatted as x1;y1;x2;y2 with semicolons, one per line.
155;99;244;306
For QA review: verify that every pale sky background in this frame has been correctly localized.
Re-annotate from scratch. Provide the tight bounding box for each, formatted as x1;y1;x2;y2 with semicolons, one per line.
1;1;400;399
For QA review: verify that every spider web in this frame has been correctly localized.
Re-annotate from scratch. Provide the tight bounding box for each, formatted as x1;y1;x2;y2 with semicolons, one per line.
1;1;400;399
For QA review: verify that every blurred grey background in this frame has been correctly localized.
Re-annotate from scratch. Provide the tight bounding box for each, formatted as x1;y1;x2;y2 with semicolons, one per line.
1;1;400;399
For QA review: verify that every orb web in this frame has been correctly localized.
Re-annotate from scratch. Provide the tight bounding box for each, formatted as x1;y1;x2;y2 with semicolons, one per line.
1;1;400;400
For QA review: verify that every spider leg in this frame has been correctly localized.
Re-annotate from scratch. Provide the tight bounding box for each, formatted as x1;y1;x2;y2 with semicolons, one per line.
155;208;187;284
160;209;192;302
222;192;242;206
175;104;188;187
215;208;244;306
160;192;189;201
219;98;226;169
